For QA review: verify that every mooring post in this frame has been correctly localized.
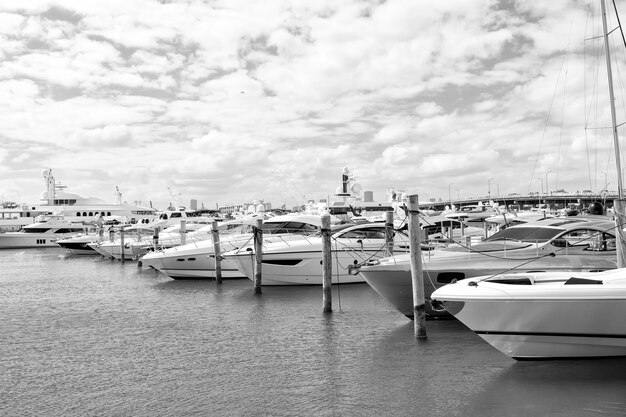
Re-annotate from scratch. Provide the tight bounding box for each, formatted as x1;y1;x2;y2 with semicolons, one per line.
211;221;222;284
408;194;427;339
120;226;125;263
321;213;332;313
180;219;187;246
153;227;159;251
385;211;394;257
614;199;626;268
253;218;263;294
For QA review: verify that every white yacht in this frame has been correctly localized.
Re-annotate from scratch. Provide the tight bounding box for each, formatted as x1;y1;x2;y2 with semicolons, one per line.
223;221;411;285
140;214;341;279
358;217;618;317
0;169;157;233
0;214;87;248
430;269;626;359
89;212;221;260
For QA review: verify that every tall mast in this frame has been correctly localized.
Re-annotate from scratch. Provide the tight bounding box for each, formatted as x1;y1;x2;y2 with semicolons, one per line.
601;0;623;198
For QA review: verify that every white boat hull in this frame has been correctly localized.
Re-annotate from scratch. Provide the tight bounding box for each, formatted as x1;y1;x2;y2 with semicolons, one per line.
448;298;626;359
359;254;617;317
431;269;626;359
0;232;80;248
229;249;367;285
142;247;244;279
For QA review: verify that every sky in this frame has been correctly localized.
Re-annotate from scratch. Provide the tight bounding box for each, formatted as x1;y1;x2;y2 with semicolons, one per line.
1;0;626;211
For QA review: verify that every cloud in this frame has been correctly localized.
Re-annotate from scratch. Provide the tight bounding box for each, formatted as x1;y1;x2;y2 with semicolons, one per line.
0;0;620;207
67;124;132;146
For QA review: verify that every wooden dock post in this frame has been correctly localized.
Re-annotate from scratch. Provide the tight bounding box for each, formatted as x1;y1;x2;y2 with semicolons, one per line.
180;219;187;246
321;213;332;313
211;221;223;284
120;226;125;263
253;218;263;294
614;199;626;267
153;227;159;251
385;211;394;257
408;194;427;339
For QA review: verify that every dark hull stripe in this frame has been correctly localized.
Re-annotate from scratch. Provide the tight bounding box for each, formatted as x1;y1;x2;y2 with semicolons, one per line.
476;330;626;339
159;267;240;273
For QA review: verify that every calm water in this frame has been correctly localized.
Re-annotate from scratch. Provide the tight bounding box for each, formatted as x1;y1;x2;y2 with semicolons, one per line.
2;248;626;417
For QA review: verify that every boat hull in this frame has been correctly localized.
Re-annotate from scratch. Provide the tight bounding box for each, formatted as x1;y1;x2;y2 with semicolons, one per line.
439;298;626;359
229;249;367;285
0;233;78;248
359;254;617;318
143;252;244;279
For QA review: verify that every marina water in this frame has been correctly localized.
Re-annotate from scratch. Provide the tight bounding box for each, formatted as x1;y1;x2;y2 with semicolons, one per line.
2;248;626;416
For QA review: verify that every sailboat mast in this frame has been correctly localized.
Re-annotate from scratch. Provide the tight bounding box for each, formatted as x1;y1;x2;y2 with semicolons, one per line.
601;0;623;198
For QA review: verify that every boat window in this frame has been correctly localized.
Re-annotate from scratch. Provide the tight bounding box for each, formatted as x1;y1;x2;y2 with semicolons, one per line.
564;277;603;285
107;212;111;216
170;212;182;218
56;228;83;233
584;231;616;252
339;228;386;239
437;272;465;283
88;212;93;216
23;228;51;233
263;222;319;235
76;212;81;216
263;259;303;266
83;212;87;216
487;227;562;243
487;276;533;285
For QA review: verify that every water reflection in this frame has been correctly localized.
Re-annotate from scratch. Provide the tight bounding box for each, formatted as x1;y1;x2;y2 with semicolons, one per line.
466;357;626;416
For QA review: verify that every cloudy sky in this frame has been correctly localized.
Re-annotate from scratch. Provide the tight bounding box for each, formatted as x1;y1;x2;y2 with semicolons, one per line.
1;0;625;210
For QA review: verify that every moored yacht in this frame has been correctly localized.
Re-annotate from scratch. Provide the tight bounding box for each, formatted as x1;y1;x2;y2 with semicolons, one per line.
1;168;158;235
140;214;342;279
430;269;626;359
358;217;618;317
223;221;412;285
0;214;87;249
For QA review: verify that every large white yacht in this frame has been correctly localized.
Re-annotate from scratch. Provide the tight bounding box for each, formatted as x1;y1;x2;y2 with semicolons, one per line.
0;214;87;248
0;169;157;232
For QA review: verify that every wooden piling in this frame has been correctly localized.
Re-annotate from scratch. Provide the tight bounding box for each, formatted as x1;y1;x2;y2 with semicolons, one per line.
321;213;332;313
408;194;427;339
120;226;125;263
153;227;159;251
180;219;187;246
253;218;263;294
385;211;394;257
211;221;223;284
614;199;626;268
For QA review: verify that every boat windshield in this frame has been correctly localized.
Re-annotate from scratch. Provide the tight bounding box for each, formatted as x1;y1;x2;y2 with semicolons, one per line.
262;221;320;235
486;226;562;243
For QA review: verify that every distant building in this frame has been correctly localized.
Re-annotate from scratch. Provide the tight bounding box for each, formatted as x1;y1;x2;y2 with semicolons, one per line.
218;201;272;216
